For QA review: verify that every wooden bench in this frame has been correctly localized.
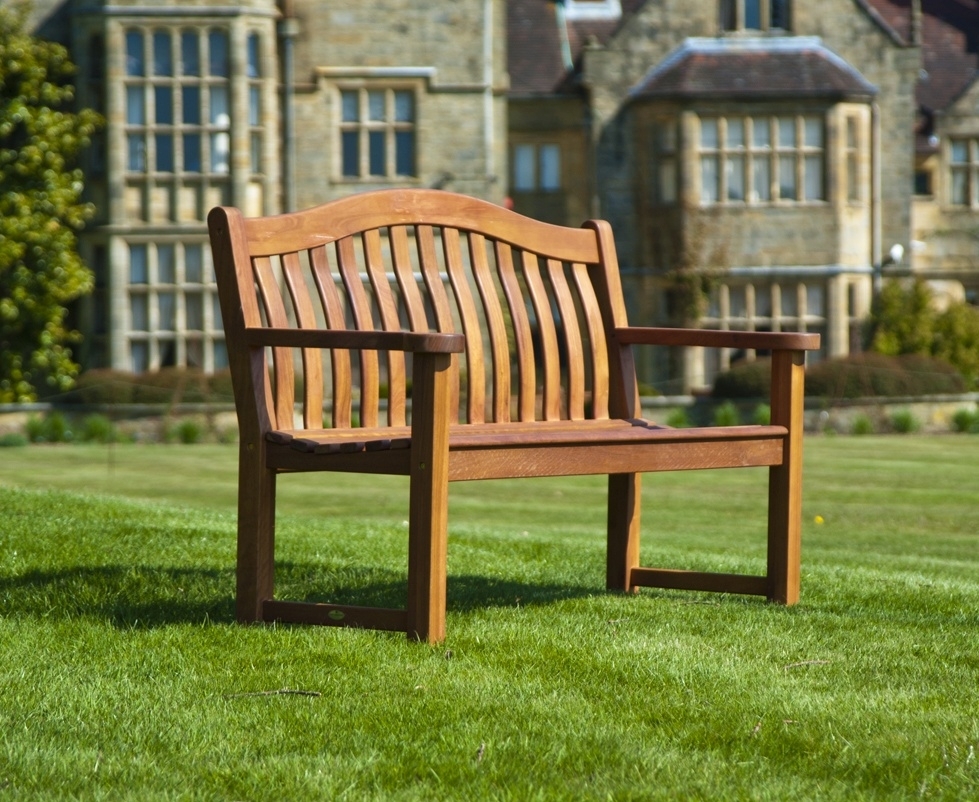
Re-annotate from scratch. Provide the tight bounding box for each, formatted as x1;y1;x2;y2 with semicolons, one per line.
207;189;820;643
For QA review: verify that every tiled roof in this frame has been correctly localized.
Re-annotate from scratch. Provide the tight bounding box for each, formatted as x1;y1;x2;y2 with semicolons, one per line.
630;38;878;101
508;0;569;94
864;0;979;112
507;0;646;95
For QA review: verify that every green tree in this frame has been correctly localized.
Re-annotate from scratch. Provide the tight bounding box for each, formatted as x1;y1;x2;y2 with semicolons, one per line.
868;278;936;357
868;278;979;389
0;2;101;402
933;301;979;389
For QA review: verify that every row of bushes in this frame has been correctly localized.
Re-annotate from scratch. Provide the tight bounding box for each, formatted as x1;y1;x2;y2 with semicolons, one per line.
39;353;978;408
712;353;968;400
56;368;407;405
0;411;237;447
663;401;979;435
59;368;236;406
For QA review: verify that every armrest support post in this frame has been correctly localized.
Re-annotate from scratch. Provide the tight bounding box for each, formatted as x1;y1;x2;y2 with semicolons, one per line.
405;351;453;643
766;349;807;604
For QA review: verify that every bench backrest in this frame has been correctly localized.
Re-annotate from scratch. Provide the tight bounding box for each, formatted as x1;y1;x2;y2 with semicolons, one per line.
208;189;638;433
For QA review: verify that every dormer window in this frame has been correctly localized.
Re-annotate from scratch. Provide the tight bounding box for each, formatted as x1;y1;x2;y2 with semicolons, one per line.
561;0;622;22
719;0;790;32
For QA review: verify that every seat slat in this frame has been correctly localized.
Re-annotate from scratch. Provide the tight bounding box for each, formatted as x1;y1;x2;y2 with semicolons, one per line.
336;235;380;428
448;437;785;481
253;255;295;429
272;420;787;450
548;259;586;420
364;229;407;427
521;250;561;421
309;244;353;428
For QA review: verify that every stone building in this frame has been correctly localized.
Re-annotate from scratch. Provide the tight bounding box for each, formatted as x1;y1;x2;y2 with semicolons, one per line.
25;0;979;391
28;0;507;375
509;0;978;392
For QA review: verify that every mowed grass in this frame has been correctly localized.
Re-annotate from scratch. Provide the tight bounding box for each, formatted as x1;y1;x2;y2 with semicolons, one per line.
0;436;977;800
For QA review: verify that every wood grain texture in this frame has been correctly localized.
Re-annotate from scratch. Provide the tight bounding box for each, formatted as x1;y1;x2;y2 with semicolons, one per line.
208;189;818;643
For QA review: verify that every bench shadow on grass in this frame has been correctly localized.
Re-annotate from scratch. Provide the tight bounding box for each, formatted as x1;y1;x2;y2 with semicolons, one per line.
0;562;597;629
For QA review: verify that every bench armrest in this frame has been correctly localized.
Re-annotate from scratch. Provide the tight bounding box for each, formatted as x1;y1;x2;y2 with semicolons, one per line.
244;327;465;354
614;327;820;352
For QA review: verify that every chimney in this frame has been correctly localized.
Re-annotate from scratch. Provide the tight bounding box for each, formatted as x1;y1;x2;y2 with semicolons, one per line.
910;0;922;46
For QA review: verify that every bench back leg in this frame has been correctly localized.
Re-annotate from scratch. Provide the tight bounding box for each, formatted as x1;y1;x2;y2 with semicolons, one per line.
607;472;641;593
236;441;276;622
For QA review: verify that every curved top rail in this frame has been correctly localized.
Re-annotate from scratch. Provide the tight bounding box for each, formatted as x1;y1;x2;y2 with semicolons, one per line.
222;189;602;263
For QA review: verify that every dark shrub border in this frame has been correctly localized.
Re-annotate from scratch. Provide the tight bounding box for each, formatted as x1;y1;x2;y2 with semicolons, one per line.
712;353;967;400
65;368;236;406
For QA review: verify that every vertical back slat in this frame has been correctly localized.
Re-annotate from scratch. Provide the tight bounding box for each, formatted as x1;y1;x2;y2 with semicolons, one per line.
253;256;295;429
547;259;586;420
309;245;352;428
520;250;561;421
444;228;486;424
336;236;380;428
495;242;536;422
469;233;511;423
572;262;610;419
391;226;429;330
363;229;406;427
417;225;460;422
281;251;324;429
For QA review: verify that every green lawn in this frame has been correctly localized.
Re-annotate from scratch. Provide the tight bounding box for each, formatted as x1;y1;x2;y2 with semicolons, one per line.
0;436;977;800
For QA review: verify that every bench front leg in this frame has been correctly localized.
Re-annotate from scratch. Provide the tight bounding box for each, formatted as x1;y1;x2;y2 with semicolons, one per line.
236;438;276;622
767;349;807;604
406;351;453;643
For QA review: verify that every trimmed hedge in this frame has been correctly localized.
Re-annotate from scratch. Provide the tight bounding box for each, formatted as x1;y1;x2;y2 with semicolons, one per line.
66;367;235;405
712;353;967;399
806;353;965;398
710;359;772;399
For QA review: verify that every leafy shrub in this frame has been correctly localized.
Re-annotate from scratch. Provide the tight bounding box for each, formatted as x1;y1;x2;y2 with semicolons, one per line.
25;412;72;443
951;407;979;434
217;426;239;444
752;403;771;425
889;409;921;434
803;354;965;399
711;359;771;399
78;414;118;444
665;408;691;428
869;279;979;389
851;414;874;435
170;419;204;444
0;432;28;447
712;401;740;426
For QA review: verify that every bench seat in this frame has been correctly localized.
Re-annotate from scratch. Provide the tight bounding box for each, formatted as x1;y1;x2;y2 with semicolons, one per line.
267;420;788;479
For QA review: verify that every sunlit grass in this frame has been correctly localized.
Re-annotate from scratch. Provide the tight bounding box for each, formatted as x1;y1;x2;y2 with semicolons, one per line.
1;436;977;799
